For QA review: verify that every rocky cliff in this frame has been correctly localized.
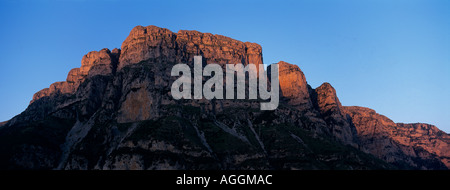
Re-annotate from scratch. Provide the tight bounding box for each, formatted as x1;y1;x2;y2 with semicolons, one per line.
119;25;262;70
0;25;448;170
31;48;120;104
343;106;449;169
311;83;359;147
277;61;312;109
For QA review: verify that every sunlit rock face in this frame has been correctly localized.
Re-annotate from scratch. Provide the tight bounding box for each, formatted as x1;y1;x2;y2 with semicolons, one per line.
1;25;448;170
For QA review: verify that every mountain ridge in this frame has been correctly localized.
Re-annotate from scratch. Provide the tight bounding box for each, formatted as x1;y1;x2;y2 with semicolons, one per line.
1;25;448;170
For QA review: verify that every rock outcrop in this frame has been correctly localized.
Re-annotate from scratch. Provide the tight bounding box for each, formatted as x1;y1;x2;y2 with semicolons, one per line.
395;123;450;168
31;48;120;104
277;61;312;109
1;25;448;170
311;83;358;147
343;106;449;169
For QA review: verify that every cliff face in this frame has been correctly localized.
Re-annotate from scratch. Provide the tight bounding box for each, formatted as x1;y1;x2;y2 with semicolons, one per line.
119;25;263;70
277;61;312;109
343;106;450;169
31;48;120;104
311;83;359;147
0;25;448;170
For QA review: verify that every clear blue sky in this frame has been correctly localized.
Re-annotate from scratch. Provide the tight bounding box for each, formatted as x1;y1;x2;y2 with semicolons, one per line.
1;0;449;132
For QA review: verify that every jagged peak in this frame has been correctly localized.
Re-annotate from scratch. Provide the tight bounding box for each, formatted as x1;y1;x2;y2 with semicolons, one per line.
31;47;120;104
313;82;342;111
269;61;312;109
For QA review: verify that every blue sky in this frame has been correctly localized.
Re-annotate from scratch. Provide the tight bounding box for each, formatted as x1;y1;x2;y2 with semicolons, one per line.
0;0;449;132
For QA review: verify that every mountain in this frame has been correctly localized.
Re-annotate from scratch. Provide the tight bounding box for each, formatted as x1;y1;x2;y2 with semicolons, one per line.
343;106;450;169
0;25;448;170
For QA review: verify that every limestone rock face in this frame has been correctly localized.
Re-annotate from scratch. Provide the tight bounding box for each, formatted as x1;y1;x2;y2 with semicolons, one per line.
119;25;263;70
277;61;312;109
66;68;83;84
31;82;75;104
2;25;448;170
31;48;119;104
82;48;119;77
119;26;177;68
314;83;342;113
343;106;450;169
394;123;450;168
311;83;358;146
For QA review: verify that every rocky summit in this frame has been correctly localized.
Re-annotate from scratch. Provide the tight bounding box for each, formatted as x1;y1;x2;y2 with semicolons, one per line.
0;25;448;170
